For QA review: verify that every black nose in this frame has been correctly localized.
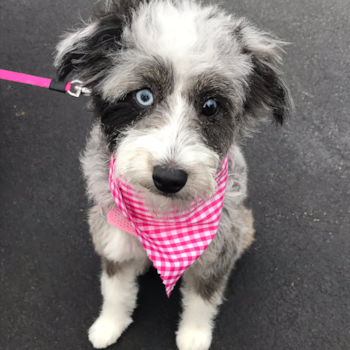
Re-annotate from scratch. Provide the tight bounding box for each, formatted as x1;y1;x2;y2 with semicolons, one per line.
152;166;188;194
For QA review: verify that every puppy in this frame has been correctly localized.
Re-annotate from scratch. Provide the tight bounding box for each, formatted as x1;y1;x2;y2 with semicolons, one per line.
54;0;292;349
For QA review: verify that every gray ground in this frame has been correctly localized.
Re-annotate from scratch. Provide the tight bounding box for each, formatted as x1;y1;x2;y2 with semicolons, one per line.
0;0;349;349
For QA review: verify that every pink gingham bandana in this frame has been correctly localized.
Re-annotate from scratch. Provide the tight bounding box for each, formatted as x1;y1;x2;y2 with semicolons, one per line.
108;155;229;296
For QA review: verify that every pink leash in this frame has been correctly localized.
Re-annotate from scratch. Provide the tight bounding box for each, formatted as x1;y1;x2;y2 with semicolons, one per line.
0;69;91;97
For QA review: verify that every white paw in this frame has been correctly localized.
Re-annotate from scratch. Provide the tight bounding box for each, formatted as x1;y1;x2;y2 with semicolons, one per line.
176;325;212;350
88;314;132;349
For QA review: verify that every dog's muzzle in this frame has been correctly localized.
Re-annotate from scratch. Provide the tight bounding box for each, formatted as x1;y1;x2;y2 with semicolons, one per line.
152;166;188;194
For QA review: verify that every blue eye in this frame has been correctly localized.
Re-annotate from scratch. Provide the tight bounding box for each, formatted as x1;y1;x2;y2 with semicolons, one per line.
135;89;154;106
202;99;218;117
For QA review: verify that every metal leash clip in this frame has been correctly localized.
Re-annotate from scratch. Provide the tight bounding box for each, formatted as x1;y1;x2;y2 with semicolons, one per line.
67;80;92;98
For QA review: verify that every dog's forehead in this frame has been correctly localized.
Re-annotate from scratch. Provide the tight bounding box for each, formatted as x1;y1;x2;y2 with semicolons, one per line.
100;1;251;101
127;2;225;63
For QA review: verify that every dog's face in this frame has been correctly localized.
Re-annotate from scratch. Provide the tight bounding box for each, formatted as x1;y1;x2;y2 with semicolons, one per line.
55;0;292;212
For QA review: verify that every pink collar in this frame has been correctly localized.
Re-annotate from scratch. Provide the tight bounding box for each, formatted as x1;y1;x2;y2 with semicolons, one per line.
107;156;229;296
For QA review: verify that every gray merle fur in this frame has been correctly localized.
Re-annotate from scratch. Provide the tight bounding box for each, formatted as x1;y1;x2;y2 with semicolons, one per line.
54;1;292;349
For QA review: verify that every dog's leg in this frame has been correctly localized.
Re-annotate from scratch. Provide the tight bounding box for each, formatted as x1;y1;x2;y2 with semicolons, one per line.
176;271;229;350
88;258;144;349
176;206;254;350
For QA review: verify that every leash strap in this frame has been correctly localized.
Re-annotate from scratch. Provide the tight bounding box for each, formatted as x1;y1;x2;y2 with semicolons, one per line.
0;69;91;97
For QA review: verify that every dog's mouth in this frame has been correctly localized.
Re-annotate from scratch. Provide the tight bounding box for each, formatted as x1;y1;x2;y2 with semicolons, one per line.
134;175;198;215
140;182;190;200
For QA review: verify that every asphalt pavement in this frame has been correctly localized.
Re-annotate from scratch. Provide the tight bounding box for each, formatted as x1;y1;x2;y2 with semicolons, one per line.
0;1;349;349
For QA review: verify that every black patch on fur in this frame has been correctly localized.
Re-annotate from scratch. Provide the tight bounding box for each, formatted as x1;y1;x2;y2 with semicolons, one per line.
93;91;147;151
56;15;124;83
92;57;174;150
55;0;175;150
187;73;237;157
56;0;152;83
189;271;229;301
55;0;148;83
243;56;291;124
184;241;235;301
232;20;292;123
102;257;124;277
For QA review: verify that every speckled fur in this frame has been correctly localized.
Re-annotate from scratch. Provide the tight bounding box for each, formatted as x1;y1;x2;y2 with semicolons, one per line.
54;1;291;349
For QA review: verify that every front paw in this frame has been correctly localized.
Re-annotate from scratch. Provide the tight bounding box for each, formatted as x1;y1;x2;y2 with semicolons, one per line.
88;314;132;349
176;325;212;350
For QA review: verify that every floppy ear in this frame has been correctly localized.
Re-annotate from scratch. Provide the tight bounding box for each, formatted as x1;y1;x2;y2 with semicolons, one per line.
237;20;294;124
54;10;124;84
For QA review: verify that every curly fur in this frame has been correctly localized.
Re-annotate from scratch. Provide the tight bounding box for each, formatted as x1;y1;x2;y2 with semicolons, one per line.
54;1;292;349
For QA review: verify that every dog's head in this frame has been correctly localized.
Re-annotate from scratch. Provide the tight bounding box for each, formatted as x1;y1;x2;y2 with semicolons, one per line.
55;0;292;212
